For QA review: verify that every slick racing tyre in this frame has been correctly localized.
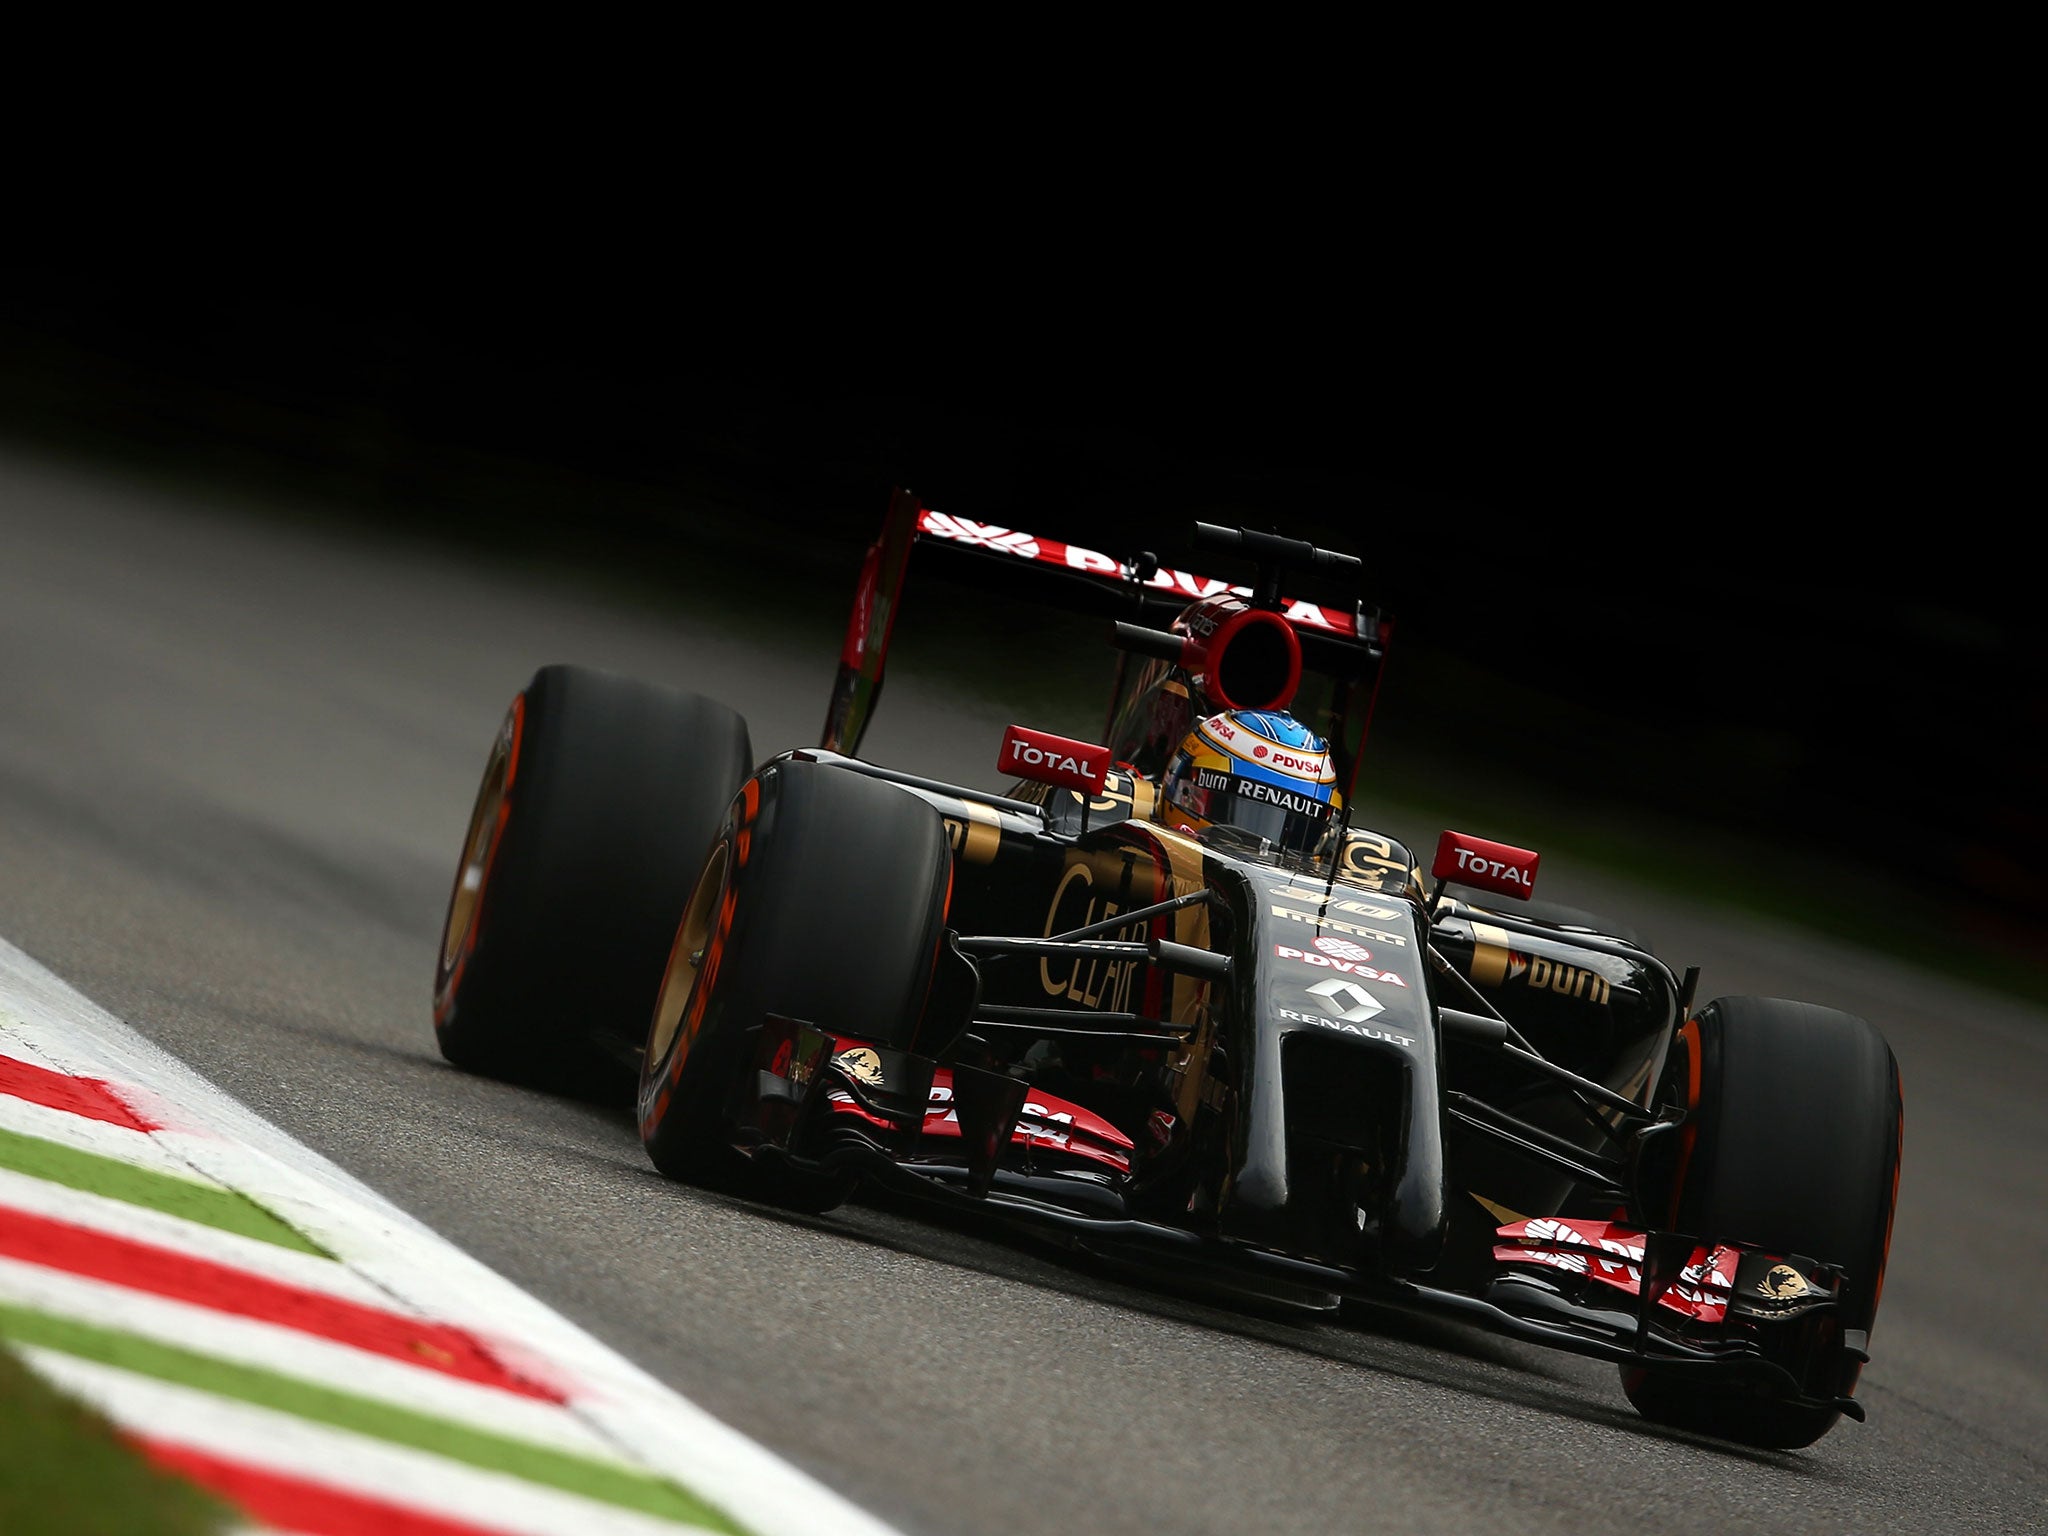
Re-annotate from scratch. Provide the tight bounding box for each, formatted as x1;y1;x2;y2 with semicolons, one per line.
637;758;952;1210
433;665;752;1101
1623;995;1903;1449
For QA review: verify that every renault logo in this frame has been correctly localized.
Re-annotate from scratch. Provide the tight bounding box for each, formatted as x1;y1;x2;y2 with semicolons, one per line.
1305;977;1384;1024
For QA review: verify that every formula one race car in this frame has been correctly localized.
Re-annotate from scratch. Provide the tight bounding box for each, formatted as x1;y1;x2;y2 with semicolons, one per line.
431;489;1904;1450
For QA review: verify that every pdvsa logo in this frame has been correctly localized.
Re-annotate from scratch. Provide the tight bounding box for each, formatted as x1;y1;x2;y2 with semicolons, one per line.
1273;944;1408;986
922;512;1040;560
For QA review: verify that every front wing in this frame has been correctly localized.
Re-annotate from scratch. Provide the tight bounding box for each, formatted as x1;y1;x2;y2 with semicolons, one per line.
741;1015;1868;1422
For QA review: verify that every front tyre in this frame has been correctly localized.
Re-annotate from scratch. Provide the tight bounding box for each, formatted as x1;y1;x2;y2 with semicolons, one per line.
433;665;752;1100
636;759;952;1208
1623;995;1903;1449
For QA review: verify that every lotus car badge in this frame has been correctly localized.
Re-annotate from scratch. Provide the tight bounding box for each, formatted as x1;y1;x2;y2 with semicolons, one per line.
834;1047;884;1087
1758;1263;1813;1299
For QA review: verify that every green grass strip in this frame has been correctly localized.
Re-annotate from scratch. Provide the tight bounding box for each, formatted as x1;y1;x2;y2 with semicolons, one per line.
0;1342;238;1536
0;1125;330;1258
0;1303;748;1533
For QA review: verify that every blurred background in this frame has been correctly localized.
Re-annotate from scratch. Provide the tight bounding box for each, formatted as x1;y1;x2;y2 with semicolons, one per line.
0;262;2033;991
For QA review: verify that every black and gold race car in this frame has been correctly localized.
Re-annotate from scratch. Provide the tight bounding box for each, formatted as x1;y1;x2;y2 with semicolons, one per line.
431;489;1904;1451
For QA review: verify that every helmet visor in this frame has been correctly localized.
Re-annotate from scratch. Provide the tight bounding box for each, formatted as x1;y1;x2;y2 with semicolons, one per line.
1181;767;1334;853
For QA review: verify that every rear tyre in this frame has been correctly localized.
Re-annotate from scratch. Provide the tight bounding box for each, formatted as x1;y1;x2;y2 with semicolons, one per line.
1622;995;1903;1449
637;759;952;1210
433;665;752;1101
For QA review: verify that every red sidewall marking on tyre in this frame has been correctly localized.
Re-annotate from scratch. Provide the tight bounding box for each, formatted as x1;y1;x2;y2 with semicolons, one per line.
1875;1091;1904;1316
1668;1018;1702;1217
437;694;526;1021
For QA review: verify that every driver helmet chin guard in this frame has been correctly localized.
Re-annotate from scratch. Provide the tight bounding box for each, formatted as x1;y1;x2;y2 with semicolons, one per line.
1161;709;1341;856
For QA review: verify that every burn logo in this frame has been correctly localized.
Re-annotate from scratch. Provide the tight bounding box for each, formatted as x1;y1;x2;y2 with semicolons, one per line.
1527;957;1610;1006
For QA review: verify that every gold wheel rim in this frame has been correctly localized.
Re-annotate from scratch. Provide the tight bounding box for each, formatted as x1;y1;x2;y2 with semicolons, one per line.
648;839;730;1065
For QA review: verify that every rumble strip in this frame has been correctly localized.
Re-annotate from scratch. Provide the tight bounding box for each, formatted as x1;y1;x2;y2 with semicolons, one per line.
0;936;905;1536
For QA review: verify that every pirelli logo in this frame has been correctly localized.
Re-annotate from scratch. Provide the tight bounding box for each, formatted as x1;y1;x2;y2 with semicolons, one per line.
1269;905;1407;947
1272;889;1402;922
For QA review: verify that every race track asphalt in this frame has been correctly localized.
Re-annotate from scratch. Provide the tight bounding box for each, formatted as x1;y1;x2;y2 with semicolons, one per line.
1;446;2042;1536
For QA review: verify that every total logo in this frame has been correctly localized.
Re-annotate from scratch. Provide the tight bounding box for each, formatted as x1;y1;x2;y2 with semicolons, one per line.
1451;847;1534;888
1001;725;1110;796
1273;944;1409;986
1313;936;1372;963
1004;738;1099;779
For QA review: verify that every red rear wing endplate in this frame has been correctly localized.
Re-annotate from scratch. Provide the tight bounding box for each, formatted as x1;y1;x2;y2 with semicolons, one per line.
821;486;921;755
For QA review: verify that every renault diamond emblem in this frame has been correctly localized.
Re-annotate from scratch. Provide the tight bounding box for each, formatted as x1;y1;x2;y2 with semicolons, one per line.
1306;977;1384;1024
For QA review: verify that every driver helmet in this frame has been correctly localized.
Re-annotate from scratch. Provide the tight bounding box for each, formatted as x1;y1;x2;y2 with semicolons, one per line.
1161;709;1342;855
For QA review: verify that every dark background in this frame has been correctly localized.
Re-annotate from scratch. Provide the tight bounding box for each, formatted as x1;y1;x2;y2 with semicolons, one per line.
1;263;2033;975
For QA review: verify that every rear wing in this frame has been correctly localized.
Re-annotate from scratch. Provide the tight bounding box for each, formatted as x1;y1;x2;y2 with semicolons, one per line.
913;504;1368;638
821;488;1390;795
